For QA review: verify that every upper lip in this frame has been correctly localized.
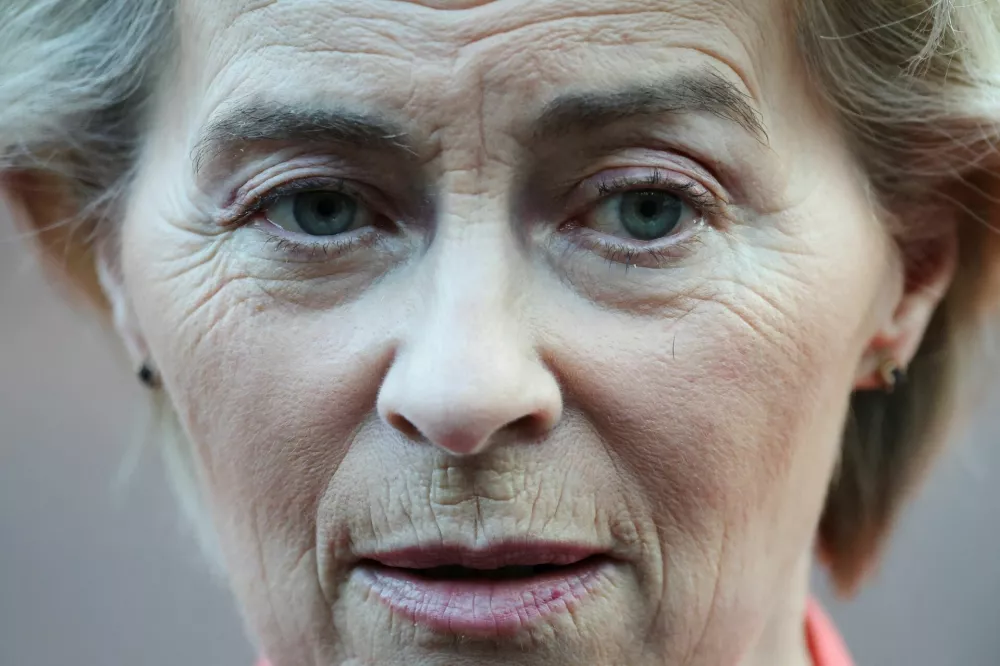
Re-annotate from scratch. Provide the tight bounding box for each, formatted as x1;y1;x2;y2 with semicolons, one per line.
360;541;606;570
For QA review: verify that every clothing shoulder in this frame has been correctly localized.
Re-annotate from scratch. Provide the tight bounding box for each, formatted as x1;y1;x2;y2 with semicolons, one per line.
806;599;855;666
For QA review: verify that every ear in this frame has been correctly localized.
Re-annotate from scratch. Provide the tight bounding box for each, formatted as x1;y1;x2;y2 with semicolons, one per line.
94;239;151;372
2;170;149;371
854;228;959;390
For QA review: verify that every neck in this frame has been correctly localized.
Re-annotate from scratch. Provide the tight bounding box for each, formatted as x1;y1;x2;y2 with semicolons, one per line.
738;552;814;666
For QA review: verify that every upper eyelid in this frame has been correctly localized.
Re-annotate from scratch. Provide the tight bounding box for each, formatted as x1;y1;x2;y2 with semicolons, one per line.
595;167;715;194
575;169;725;216
211;150;425;220
217;160;729;230
218;176;382;227
596;174;709;201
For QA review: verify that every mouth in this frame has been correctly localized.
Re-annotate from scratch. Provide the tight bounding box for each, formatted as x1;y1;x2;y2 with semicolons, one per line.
353;543;614;637
405;561;591;581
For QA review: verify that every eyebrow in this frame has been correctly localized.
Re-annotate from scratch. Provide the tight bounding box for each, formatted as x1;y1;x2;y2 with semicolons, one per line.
192;69;765;175
532;69;766;142
192;102;414;174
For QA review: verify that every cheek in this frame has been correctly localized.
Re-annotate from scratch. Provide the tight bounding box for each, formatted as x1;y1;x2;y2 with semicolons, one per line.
121;215;405;547
539;257;869;655
174;302;391;505
548;249;872;555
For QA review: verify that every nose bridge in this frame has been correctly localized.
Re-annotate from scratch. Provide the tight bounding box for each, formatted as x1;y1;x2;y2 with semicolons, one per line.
436;233;516;342
413;241;519;385
377;230;562;456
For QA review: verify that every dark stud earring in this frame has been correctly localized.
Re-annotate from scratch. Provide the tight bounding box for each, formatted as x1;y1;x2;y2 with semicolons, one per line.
878;357;906;394
138;362;161;389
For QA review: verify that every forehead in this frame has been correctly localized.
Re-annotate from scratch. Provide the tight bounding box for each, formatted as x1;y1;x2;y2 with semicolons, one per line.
177;0;784;133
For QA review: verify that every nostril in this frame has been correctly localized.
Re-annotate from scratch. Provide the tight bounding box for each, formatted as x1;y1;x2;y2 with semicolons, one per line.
505;412;549;438
387;412;422;440
509;414;535;431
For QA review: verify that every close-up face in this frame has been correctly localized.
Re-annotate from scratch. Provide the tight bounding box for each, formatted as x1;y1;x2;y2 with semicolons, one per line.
112;0;907;664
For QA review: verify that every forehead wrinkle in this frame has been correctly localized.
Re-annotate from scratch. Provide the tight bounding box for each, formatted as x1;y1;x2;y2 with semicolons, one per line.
406;0;769;124
181;0;779;178
386;0;499;8
215;0;760;56
190;0;770;96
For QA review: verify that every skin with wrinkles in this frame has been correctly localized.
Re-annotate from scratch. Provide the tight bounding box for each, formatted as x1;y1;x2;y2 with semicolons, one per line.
99;0;953;664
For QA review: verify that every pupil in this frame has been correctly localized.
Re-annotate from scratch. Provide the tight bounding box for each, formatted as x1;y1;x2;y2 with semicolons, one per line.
638;199;660;219
314;197;341;218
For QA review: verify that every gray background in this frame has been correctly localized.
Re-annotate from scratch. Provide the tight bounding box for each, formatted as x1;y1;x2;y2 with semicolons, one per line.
1;205;997;666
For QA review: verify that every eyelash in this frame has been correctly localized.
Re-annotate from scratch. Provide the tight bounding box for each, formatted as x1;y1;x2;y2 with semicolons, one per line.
569;168;720;268
228;176;386;260
226;168;721;266
595;169;716;209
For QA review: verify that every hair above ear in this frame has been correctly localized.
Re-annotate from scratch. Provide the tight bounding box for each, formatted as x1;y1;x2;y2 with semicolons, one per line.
820;165;1000;594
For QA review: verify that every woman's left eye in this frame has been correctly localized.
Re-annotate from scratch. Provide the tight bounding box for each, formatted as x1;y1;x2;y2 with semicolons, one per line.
262;190;373;236
583;190;695;241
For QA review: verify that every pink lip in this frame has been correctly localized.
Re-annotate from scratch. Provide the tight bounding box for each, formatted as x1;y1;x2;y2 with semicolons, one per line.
353;543;612;637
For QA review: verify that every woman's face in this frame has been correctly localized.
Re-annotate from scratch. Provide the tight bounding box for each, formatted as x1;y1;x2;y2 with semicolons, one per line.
115;0;903;664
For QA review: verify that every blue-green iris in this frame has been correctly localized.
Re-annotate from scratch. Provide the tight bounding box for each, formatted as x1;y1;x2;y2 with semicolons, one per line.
292;192;358;236
618;191;682;240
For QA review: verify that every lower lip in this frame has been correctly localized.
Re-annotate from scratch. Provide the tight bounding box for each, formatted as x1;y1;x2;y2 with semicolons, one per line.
355;557;612;637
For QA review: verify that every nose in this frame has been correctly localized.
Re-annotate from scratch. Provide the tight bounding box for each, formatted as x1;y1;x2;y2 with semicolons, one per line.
377;253;562;456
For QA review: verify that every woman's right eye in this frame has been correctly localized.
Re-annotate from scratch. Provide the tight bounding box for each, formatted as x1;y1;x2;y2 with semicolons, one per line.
262;190;375;236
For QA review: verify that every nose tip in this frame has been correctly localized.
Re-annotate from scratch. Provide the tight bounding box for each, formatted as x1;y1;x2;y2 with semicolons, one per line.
377;358;563;456
385;400;559;456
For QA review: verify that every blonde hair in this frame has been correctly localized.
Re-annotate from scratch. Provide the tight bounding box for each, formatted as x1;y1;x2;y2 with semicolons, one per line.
799;1;1000;590
2;0;1000;591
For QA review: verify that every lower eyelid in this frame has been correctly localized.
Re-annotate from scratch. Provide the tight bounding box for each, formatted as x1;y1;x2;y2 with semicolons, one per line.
562;230;702;269
249;222;378;262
